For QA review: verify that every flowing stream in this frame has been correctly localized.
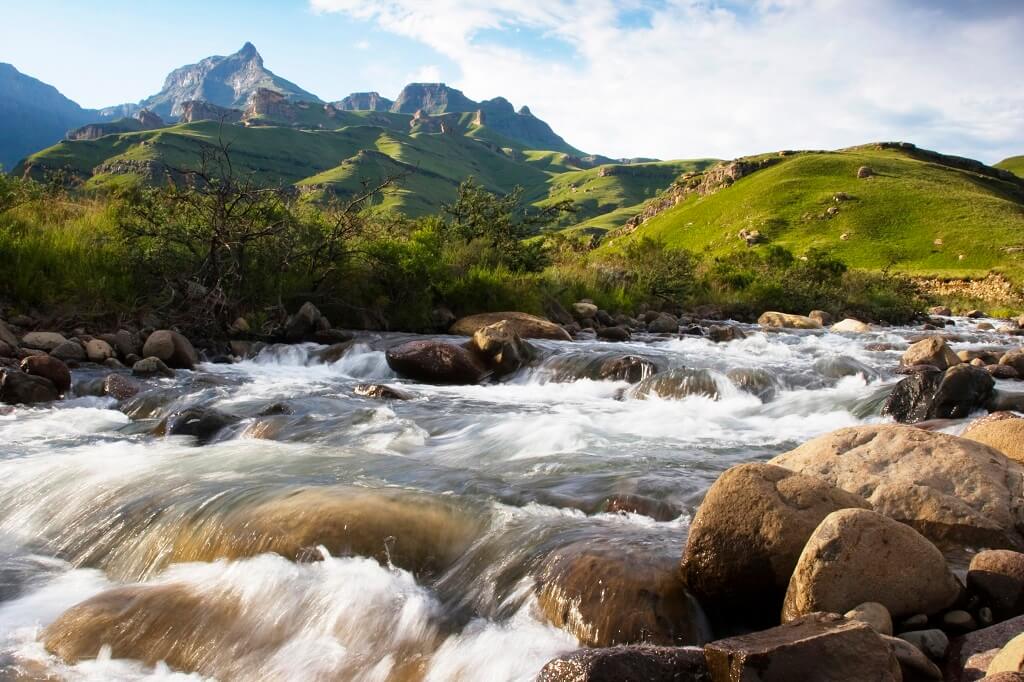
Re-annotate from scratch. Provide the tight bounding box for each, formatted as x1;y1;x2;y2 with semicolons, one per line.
0;317;1020;680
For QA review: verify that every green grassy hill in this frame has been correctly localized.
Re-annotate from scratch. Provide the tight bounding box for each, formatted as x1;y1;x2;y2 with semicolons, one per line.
605;143;1024;281
997;155;1024;178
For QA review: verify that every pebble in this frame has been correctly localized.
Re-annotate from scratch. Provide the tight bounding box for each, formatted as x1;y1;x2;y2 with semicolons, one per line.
944;609;977;631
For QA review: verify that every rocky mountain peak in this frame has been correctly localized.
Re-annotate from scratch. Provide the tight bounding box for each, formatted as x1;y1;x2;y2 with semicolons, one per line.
391;83;477;115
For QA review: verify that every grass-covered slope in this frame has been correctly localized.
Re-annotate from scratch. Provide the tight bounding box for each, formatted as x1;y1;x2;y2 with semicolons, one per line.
609;144;1024;281
997;156;1024;178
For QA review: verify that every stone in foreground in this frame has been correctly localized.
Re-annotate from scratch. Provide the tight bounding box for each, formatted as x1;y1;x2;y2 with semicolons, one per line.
537;645;710;682
385;339;488;385
703;612;901;682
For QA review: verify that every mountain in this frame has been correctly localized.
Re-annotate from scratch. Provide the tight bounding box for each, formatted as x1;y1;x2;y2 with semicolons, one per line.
334;92;394;112
390;83;477;114
604;142;1024;281
996;156;1024;178
0;63;97;170
105;42;321;121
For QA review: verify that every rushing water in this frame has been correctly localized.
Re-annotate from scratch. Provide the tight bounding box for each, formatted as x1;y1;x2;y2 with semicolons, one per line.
0;317;1021;680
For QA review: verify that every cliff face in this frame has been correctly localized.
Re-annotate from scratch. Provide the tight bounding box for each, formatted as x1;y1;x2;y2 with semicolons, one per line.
391;83;477;115
335;92;394;112
66;109;165;142
0;63;97;169
128;43;321;120
475;97;578;154
178;101;243;124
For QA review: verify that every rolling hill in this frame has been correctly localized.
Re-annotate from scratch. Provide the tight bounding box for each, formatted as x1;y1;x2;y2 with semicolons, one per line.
997;155;1024;178
604;143;1024;281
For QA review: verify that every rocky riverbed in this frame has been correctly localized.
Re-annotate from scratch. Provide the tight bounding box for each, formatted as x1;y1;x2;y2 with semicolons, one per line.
1;308;1024;681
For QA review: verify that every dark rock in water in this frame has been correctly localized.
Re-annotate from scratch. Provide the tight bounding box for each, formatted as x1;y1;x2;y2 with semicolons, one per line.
0;370;59;405
886;364;995;424
284;302;325;343
312;328;352;345
537;645;710;682
647;313;679;334
895;364;941;375
50;340;86;363
385;339;488;385
680;324;704;336
988;364;1020;380
631;368;720;400
704;612;901;682
726;367;780;402
814;356;878;381
989;391;1024;413
470;321;535;376
595;310;615;327
354;384;412;400
536;538;710;647
103;374;140;401
161;407;238;444
596;355;656;383
596;326;630;342
883;367;944;423
20;355;71;392
602;494;681;522
132;357;175;378
707;325;746;343
142;330;198;369
310;341;355;365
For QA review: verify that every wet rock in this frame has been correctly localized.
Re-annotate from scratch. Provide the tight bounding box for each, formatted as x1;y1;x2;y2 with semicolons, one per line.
353;383;412;400
704;612;901;682
450;311;572;341
988;365;1021;380
809;310;833;326
312;328;352;345
968;310;987;319
814;356;878;380
142;330;198;370
647;314;679;334
85;339;115;363
845;602;894;636
283;301;324;342
963;415;1024;464
595;310;615;327
132;357;175;378
595;355;656;383
680;463;869;627
989;634;1024;675
902;336;962;370
470;320;535;376
385;339;488;385
309;341;354;365
0;370;59;405
537;538;709;647
882;367;943;422
930;306;953;316
946;616;1024;682
757;312;822;330
537;645;710;682
630;368;720;400
20;355;70;392
961;350;1004;365
20;331;67;352
884;363;995;422
900;629;950;660
884;634;944;680
968;550;1024;621
771;425;1024;550
706;325;746;343
782;508;959;621
596;326;630;342
102;374;140;401
1001;350;1024;375
602;494;681;522
50;340;86;363
831;318;872;333
725;367;780;401
160;407;238;444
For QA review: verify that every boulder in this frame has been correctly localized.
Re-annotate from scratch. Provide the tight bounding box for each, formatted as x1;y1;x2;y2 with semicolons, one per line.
782;509;960;621
814;356;878;381
1000;350;1024;375
309;341;355;365
111;329;139;358
770;425;1024;550
596;326;630;342
595;355;657;383
983;673;1024;681
930;306;953;316
142;330;198;370
0;370;59;405
470;320;535;376
884;634;944;680
283;301;324;342
630;368;720;401
20;355;70;392
647;314;679;334
899;629;950;660
537;646;710;682
160;407;238;444
132;357;175;378
858;166;875;178
725;367;781;401
946;616;1024;682
0;340;12;358
602;494;681;522
963;416;1024;464
450;312;571;341
707;325;746;343
968;310;988;319
20;331;67;352
572;302;598;320
102;374;140;401
757;312;822;330
353;384;412;400
385;339;488;385
680;463;869;625
85;339;115;363
988;365;1020;380
0;320;18;348
831;318;872;333
901;336;961;370
845;602;893;636
968;551;1024;621
887;363;997;423
704;612;901;682
809;310;834;326
536;538;709;647
989;634;1024;675
960;350;1004;365
49;340;86;363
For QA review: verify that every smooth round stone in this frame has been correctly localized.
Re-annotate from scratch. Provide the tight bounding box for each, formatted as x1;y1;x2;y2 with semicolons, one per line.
898;629;949;660
901;614;929;631
944;609;977;631
845;602;893;636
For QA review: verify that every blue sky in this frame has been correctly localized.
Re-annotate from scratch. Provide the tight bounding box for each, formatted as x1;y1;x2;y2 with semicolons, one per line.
2;0;1023;162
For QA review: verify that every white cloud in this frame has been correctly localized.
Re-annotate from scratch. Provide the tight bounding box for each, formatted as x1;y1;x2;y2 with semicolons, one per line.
408;64;443;83
311;0;1024;162
354;39;371;50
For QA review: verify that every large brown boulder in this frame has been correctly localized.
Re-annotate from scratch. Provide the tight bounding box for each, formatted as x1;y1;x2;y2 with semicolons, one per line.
902;336;962;370
1000;350;1024;375
19;355;70;392
450;311;571;340
770;425;1024;550
0;369;60;405
85;338;115;363
537;646;710;682
629;368;720;400
680;463;869;625
968;550;1024;621
142;330;198;370
964;416;1024;464
385;339;488;384
536;538;709;647
782;509;960;621
704;612;901;682
469;320;535;376
757;312;822;330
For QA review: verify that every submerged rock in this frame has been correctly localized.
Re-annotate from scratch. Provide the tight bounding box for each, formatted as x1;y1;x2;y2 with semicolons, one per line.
159;406;238;444
450;311;571;340
353;383;412;400
132;357;175;378
725;367;780;401
385;339;488;384
630;368;720;400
